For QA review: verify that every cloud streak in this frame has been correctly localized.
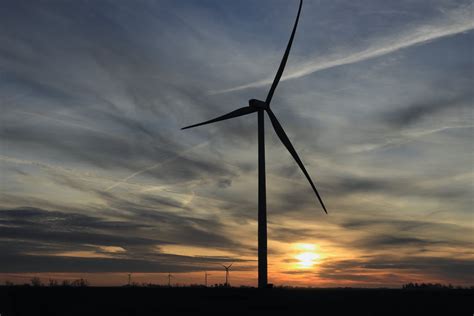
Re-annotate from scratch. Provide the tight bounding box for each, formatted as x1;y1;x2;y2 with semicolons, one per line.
105;140;210;191
213;5;474;94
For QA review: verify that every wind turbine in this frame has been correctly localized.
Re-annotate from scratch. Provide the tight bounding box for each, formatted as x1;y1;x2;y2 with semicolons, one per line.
222;264;233;287
204;271;211;287
182;0;327;289
167;273;173;287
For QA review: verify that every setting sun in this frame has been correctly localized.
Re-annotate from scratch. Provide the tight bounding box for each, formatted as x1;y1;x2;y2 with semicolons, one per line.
294;244;322;269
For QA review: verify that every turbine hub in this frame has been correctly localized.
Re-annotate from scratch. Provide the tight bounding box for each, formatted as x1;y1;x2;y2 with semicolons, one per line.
249;99;268;110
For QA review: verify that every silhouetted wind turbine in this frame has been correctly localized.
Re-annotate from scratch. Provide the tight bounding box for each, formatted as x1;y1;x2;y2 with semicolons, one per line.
222;264;233;287
167;273;173;287
182;0;327;289
204;271;211;287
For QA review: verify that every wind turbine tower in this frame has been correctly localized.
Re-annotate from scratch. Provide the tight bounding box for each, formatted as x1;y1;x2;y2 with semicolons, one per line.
205;271;211;287
167;273;173;287
222;264;233;287
182;0;327;289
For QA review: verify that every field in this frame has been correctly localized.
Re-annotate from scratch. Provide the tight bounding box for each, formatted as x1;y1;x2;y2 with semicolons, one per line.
1;286;472;315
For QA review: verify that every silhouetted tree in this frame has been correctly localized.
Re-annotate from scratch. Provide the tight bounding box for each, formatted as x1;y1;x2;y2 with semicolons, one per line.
30;277;42;287
49;279;59;287
71;278;89;287
403;282;466;290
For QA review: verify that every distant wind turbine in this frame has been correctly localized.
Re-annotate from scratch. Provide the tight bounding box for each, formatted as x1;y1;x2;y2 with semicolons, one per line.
222;264;233;287
167;273;173;287
182;0;327;289
205;271;211;287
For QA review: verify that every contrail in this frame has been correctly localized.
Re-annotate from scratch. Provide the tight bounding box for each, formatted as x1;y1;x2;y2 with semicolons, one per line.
0;155;80;175
0;154;124;188
212;6;474;94
407;124;474;138
347;124;474;154
14;110;125;141
105;141;210;191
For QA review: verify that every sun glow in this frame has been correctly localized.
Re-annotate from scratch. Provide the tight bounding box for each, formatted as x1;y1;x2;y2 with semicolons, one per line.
294;243;321;269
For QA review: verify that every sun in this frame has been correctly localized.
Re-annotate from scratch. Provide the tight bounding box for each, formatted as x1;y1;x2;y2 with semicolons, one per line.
294;243;321;269
295;252;321;268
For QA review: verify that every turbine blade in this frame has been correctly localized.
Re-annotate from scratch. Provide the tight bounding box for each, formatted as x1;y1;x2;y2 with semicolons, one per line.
266;109;327;214
229;263;233;268
182;107;258;130
265;0;303;105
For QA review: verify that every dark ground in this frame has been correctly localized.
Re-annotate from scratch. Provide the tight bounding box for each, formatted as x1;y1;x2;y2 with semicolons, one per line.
1;286;472;316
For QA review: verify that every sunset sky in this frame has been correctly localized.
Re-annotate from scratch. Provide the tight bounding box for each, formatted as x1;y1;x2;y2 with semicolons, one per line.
1;0;473;287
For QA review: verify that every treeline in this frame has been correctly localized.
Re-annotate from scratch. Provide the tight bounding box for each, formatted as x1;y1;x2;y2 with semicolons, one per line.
4;279;472;289
402;283;473;290
3;279;249;288
126;283;252;288
4;277;89;287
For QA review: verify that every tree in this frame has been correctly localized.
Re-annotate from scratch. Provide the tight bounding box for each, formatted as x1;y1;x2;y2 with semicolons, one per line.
61;280;71;287
31;277;42;287
49;279;59;287
71;278;89;287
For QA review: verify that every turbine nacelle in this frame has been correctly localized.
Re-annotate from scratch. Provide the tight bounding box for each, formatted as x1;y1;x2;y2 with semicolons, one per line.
249;99;268;110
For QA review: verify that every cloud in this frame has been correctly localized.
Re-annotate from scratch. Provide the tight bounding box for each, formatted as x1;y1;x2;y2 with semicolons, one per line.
1;0;473;285
0;207;163;247
213;4;474;94
0;207;252;273
0;251;250;274
345;125;474;154
383;94;473;127
105;140;210;191
318;256;474;285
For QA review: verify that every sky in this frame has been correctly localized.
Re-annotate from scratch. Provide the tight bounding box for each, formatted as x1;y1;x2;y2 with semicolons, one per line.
0;0;473;287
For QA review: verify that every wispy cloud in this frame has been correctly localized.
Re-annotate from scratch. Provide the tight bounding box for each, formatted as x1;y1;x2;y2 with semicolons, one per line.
1;0;473;286
213;5;474;94
346;125;474;154
105;141;210;191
